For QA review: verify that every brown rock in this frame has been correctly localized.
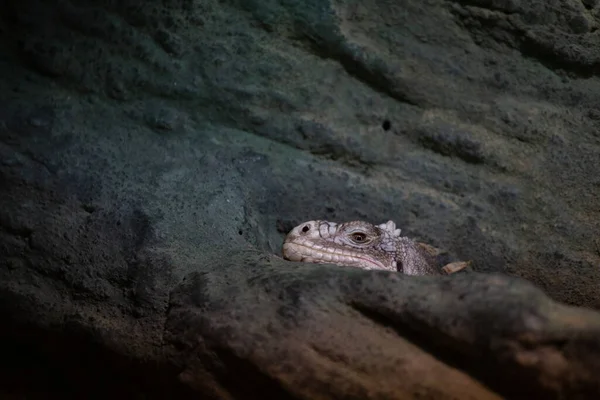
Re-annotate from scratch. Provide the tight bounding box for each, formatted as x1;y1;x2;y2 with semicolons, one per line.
164;253;600;399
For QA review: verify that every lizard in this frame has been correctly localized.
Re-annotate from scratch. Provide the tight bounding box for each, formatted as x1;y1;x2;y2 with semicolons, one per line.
282;219;469;275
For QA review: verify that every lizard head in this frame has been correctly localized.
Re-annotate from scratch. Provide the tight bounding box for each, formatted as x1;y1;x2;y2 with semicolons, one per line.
282;220;402;271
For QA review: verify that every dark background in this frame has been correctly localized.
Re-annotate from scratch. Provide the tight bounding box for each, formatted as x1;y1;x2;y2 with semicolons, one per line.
1;0;599;398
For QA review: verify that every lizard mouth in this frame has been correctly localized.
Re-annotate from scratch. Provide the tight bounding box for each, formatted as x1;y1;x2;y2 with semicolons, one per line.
282;242;388;271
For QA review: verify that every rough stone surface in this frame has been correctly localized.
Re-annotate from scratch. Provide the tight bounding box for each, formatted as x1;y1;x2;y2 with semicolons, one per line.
1;0;600;398
165;254;600;400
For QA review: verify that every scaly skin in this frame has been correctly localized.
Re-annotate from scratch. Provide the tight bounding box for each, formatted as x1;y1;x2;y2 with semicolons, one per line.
282;220;448;275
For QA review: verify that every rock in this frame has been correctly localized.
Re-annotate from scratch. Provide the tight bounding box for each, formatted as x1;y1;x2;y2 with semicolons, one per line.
1;0;600;398
165;253;600;399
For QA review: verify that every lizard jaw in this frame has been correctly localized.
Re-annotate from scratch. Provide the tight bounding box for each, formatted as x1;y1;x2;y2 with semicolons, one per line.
282;219;399;271
282;241;394;271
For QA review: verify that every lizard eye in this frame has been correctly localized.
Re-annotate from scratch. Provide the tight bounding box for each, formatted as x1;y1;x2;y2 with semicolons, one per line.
350;232;367;243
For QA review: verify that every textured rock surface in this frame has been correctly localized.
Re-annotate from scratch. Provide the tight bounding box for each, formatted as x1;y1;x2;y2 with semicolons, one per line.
165;254;600;400
1;0;600;398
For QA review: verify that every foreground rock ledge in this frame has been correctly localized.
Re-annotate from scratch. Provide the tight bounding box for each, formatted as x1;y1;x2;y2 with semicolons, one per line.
163;253;600;400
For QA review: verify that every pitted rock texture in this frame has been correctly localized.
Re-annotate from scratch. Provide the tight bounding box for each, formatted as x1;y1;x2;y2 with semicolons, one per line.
1;0;600;398
165;253;600;400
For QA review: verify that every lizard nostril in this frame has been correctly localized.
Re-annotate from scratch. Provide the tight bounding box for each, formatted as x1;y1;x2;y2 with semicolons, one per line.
301;225;310;233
